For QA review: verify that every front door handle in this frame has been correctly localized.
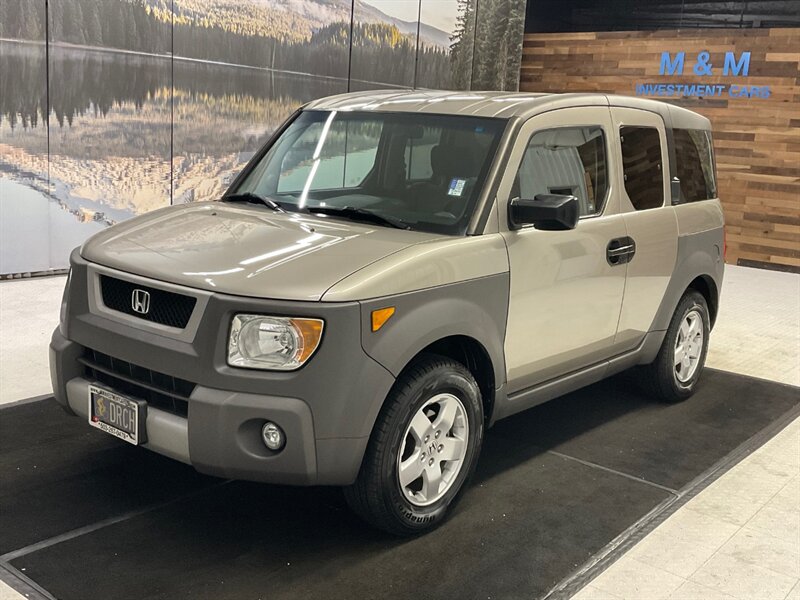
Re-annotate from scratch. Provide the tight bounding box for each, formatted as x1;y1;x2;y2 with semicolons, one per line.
607;237;636;265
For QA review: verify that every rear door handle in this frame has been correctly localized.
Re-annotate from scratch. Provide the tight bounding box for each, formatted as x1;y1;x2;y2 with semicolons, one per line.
608;244;634;257
607;237;636;265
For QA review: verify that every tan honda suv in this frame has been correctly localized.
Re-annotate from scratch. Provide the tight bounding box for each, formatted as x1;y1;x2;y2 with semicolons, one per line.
51;91;724;534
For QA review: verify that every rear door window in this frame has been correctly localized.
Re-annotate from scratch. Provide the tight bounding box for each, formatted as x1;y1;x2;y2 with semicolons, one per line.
620;126;665;211
673;129;717;202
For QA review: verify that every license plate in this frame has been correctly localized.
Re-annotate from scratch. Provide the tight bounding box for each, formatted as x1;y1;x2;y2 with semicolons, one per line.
88;385;147;445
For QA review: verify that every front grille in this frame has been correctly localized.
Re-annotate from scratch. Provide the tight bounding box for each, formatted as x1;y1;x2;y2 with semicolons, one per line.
100;275;196;329
81;348;193;418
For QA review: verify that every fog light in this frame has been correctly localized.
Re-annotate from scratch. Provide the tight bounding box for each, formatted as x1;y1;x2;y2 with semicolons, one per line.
261;422;285;451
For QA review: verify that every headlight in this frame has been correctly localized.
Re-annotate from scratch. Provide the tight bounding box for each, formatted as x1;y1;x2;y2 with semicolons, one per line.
227;314;324;371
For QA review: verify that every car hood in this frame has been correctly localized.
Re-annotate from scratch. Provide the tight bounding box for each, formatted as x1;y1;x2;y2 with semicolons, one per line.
81;202;438;301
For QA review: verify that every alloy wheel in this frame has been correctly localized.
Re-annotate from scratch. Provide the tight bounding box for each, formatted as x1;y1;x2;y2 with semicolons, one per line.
397;393;469;507
674;309;704;383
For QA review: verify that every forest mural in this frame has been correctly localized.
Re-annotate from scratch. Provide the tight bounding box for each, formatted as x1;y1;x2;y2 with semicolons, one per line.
0;0;526;274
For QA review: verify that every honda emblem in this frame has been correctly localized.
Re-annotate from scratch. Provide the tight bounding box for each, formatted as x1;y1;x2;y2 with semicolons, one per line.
131;289;151;314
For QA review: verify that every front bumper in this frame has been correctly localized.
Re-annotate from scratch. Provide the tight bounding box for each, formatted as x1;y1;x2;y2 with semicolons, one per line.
51;326;392;486
50;253;396;485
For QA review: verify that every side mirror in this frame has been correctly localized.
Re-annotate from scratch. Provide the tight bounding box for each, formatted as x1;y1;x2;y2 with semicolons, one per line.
509;194;580;231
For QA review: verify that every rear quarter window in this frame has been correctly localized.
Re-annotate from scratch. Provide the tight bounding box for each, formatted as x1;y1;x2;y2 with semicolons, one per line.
673;129;718;202
620;126;665;211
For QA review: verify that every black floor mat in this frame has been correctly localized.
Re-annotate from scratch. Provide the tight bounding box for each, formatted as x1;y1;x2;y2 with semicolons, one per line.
2;369;797;600
0;399;216;554
486;369;799;490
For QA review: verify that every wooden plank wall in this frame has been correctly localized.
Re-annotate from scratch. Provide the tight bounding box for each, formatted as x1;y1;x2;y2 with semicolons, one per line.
520;28;800;271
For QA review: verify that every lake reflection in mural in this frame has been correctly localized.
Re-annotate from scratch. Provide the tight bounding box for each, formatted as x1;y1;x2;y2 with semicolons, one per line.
0;0;525;274
1;42;343;266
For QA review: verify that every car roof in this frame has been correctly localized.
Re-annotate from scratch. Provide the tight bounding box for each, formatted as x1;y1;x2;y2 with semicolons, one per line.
304;90;711;130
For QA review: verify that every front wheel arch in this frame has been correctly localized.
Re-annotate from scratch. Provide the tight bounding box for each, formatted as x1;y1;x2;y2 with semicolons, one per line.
415;336;496;426
344;353;484;534
359;275;508;382
353;335;496;481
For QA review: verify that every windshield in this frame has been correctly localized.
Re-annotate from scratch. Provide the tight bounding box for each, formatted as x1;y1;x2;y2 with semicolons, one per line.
232;110;506;235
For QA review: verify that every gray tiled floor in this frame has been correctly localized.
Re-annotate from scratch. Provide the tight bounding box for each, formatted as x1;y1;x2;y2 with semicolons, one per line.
574;265;800;600
575;421;800;600
705;265;800;387
0;274;65;404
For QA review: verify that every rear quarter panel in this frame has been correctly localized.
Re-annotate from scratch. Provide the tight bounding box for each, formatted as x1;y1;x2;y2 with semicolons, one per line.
643;199;725;345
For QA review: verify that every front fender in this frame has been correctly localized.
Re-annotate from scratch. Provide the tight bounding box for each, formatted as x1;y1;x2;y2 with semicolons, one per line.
358;274;510;387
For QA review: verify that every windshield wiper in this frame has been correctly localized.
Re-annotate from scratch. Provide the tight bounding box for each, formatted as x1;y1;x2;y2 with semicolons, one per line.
223;192;285;212
308;206;410;230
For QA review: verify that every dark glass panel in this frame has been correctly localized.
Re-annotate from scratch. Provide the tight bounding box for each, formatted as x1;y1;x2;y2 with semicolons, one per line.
525;0;800;33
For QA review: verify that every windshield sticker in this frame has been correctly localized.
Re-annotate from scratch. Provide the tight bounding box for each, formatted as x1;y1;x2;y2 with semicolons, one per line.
448;178;467;197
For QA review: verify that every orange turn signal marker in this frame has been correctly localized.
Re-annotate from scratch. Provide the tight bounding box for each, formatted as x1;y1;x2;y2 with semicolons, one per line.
290;318;325;363
371;307;395;332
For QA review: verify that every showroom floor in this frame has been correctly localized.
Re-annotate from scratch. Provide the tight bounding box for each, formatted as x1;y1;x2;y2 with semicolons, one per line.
0;264;797;600
569;266;800;600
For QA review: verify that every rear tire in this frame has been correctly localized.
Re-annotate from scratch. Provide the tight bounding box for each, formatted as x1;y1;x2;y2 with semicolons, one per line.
641;290;710;403
344;353;483;536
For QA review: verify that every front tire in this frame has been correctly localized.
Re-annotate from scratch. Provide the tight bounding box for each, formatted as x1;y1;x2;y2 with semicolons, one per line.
345;354;483;535
642;290;710;403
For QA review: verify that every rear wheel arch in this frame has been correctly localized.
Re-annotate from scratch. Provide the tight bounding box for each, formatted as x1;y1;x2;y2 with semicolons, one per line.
687;274;719;328
639;288;710;402
649;251;722;335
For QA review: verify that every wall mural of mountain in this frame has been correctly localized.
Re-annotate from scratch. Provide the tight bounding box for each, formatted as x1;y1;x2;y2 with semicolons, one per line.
0;0;526;274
